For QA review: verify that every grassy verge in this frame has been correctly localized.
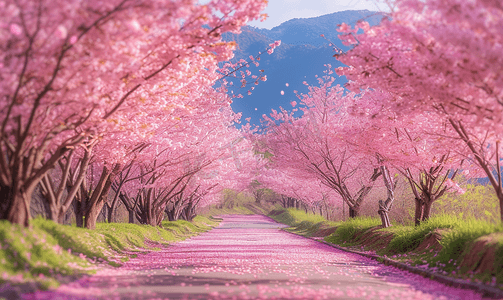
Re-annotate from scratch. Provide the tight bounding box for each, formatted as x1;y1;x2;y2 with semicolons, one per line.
269;207;503;289
268;207;339;237
0;216;219;290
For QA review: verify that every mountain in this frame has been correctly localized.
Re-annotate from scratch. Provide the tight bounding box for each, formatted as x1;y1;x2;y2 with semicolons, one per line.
221;10;385;127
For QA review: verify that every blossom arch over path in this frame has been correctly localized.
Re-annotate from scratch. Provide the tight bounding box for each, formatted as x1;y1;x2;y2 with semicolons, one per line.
25;215;486;299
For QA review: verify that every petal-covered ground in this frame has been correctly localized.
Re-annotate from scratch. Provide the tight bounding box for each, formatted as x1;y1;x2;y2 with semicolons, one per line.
23;215;489;299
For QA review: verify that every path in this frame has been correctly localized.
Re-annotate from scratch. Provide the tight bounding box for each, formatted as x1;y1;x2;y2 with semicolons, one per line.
24;215;489;299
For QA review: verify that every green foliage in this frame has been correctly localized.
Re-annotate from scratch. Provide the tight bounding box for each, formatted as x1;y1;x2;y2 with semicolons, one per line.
268;208;299;226
0;218;94;289
268;208;339;237
433;184;500;224
269;208;326;226
324;214;502;255
324;216;380;245
321;213;503;284
386;215;461;253
436;218;503;268
287;208;327;224
0;215;218;290
161;216;216;236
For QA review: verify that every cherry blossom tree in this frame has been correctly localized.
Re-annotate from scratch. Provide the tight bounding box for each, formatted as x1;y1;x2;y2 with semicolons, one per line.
0;0;268;226
343;89;465;226
335;0;502;220
94;90;259;227
36;140;97;223
260;72;383;219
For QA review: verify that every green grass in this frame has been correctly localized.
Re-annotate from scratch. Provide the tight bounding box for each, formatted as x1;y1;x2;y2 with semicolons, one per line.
383;215;459;254
323;213;503;285
324;216;381;245
376;215;503;257
268;207;339;237
433;184;500;224
323;214;503;257
270;207;503;286
0;215;219;290
269;207;326;225
435;217;502;271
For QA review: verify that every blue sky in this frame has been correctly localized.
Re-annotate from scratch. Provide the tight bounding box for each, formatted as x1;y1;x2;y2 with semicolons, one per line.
199;0;389;126
248;0;388;29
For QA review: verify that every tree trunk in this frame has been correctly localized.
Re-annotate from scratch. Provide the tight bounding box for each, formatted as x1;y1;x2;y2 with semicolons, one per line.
105;196;120;223
166;208;175;221
118;191;138;224
184;200;194;221
106;203;113;223
156;207;165;226
144;188;162;226
377;163;395;228
136;192;148;224
422;201;433;222
0;140;77;227
85;202;101;229
146;202;164;226
6;188;32;227
56;207;65;224
100;204;107;223
146;213;158;227
0;183;11;220
38;148;93;225
73;193;85;227
38;189;51;219
414;197;424;226
349;206;358;218
378;200;391;228
84;164;120;229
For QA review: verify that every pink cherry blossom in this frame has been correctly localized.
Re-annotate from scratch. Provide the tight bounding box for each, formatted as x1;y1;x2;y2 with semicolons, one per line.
9;23;21;35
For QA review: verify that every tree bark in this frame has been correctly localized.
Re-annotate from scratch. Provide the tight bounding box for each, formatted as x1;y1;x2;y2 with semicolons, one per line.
4;171;42;227
6;187;32;227
378;200;391;228
1;135;84;227
377;163;395;228
414;197;424;226
422;201;433;222
349;206;358;218
105;194;120;223
74;197;85;227
84;164;120;229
